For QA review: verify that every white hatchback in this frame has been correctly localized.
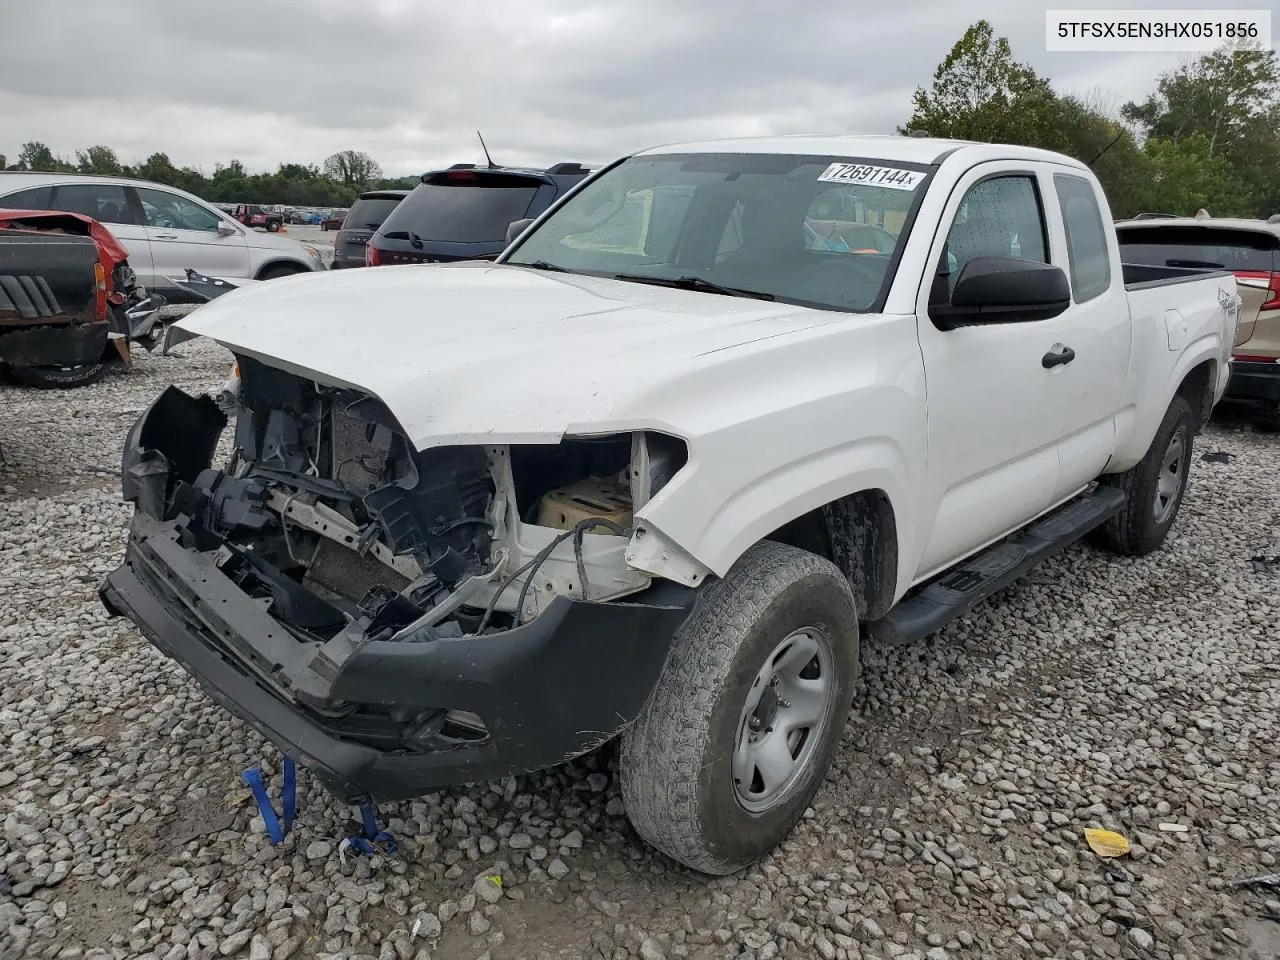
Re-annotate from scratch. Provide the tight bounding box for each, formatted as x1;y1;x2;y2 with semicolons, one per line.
0;172;326;300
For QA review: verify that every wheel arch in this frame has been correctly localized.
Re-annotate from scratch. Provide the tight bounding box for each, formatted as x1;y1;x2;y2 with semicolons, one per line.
254;258;311;280
1109;342;1221;473
765;488;899;621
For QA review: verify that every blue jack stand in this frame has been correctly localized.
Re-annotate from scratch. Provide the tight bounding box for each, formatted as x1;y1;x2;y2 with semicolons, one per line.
341;802;398;860
241;755;397;858
242;756;297;845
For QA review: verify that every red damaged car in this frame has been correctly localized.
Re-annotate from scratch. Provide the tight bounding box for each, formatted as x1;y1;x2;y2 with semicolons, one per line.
0;208;164;387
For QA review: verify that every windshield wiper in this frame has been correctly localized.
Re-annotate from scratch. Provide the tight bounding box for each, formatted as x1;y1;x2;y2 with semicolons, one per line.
383;229;425;249
613;273;775;301
521;259;569;272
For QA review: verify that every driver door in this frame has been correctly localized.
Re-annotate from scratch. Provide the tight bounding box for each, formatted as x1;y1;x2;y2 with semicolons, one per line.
912;164;1074;579
132;187;251;288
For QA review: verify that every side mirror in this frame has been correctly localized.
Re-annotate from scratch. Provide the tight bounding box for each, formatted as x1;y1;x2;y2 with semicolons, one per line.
935;256;1071;328
216;222;238;237
505;218;535;246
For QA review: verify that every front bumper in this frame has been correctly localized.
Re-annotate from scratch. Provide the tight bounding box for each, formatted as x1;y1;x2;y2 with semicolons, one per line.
98;391;695;803
1226;359;1280;404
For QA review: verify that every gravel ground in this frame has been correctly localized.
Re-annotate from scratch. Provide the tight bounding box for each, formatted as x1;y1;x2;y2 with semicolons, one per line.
2;341;1279;960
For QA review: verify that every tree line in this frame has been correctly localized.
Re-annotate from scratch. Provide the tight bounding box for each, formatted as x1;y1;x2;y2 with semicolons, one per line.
900;21;1279;219
0;145;415;208
3;24;1278;219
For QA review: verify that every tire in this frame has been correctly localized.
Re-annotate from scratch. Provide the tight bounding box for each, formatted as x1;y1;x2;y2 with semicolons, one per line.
620;540;859;875
11;361;108;389
1091;394;1195;556
257;264;307;281
266;220;281;233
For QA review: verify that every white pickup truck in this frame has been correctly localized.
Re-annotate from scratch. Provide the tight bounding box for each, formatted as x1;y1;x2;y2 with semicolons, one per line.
101;135;1241;876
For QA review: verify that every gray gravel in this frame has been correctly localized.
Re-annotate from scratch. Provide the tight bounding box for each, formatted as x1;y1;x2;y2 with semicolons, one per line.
2;340;1279;960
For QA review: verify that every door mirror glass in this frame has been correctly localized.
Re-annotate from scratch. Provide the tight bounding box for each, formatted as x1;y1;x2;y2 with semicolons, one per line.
936;256;1071;328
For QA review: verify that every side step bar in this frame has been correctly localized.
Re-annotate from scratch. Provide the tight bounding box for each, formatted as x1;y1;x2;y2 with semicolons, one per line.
870;485;1125;645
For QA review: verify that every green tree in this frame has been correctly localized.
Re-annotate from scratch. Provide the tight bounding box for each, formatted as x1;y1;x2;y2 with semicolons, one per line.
1123;42;1280;217
323;150;382;188
1123;43;1279;153
75;145;121;175
131;152;180;186
899;20;1063;146
1141;134;1250;216
17;141;74;172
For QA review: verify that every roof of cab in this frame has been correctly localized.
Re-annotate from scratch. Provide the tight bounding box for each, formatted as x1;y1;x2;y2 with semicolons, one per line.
632;134;1088;170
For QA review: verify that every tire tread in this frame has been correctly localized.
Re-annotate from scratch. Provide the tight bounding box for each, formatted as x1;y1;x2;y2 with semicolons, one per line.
620;541;856;874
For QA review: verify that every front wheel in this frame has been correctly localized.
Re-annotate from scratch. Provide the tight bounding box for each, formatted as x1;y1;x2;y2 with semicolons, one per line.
266;220;281;233
620;541;859;875
1091;394;1194;556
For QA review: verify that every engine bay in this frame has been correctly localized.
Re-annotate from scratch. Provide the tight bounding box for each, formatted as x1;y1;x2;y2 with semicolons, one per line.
179;355;687;646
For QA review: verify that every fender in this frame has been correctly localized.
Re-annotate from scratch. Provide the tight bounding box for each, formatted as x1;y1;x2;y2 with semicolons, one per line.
634;435;917;600
1108;334;1222;473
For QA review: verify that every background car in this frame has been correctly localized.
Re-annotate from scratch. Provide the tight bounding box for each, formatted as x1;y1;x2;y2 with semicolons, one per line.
0;172;326;301
365;162;590;266
1116;215;1280;430
330;191;407;269
321;209;348;231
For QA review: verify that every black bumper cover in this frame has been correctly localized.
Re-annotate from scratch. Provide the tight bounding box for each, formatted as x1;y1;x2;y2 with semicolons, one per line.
99;519;696;803
0;319;108;367
1227;360;1280;404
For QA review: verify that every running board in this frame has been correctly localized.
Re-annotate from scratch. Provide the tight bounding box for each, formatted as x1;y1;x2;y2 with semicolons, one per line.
870;486;1125;645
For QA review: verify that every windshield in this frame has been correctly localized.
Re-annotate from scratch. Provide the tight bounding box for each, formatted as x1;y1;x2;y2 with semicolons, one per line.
1116;225;1277;271
344;197;404;230
504;152;931;312
380;174;541;244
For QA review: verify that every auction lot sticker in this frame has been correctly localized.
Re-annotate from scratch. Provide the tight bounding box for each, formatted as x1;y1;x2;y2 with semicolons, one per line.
817;163;926;191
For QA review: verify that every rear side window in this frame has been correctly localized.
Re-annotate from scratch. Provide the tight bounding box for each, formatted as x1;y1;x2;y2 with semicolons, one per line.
0;185;52;210
50;183;139;225
1116;225;1277;272
1054;174;1112;302
345;196;404;230
380;172;541;243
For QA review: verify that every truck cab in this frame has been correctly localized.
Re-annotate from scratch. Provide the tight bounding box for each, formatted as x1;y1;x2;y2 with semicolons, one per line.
100;136;1240;877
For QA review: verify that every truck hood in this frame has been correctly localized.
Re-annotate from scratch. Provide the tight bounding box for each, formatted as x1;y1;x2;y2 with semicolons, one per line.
175;261;848;448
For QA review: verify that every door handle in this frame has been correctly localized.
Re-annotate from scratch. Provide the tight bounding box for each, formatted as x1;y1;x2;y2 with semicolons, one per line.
152;233;179;240
1042;345;1075;368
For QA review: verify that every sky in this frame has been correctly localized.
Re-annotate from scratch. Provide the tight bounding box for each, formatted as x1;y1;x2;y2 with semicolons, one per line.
0;0;1242;178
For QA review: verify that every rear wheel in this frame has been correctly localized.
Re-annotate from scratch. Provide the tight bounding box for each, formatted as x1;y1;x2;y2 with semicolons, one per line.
1091;394;1194;556
620;541;859;875
11;360;108;389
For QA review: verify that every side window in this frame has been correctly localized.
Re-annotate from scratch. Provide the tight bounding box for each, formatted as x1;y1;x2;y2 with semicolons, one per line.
135;188;221;232
0;185;52;210
1054;174;1112;302
50;183;138;225
938;175;1047;296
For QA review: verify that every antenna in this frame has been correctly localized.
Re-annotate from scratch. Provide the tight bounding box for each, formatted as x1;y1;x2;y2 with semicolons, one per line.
476;131;496;169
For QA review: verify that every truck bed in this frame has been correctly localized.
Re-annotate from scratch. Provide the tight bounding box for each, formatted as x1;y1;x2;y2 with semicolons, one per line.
1121;260;1231;290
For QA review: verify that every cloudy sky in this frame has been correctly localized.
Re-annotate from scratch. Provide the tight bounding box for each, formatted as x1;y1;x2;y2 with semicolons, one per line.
0;1;1230;178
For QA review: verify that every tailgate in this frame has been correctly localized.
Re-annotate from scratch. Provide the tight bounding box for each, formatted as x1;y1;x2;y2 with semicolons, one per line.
0;231;99;326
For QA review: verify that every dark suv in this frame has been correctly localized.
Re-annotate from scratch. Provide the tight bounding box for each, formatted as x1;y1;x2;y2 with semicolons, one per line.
330;191;409;270
365;162;590;266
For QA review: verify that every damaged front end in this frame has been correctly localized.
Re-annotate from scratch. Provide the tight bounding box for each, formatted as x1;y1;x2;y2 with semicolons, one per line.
100;357;696;802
